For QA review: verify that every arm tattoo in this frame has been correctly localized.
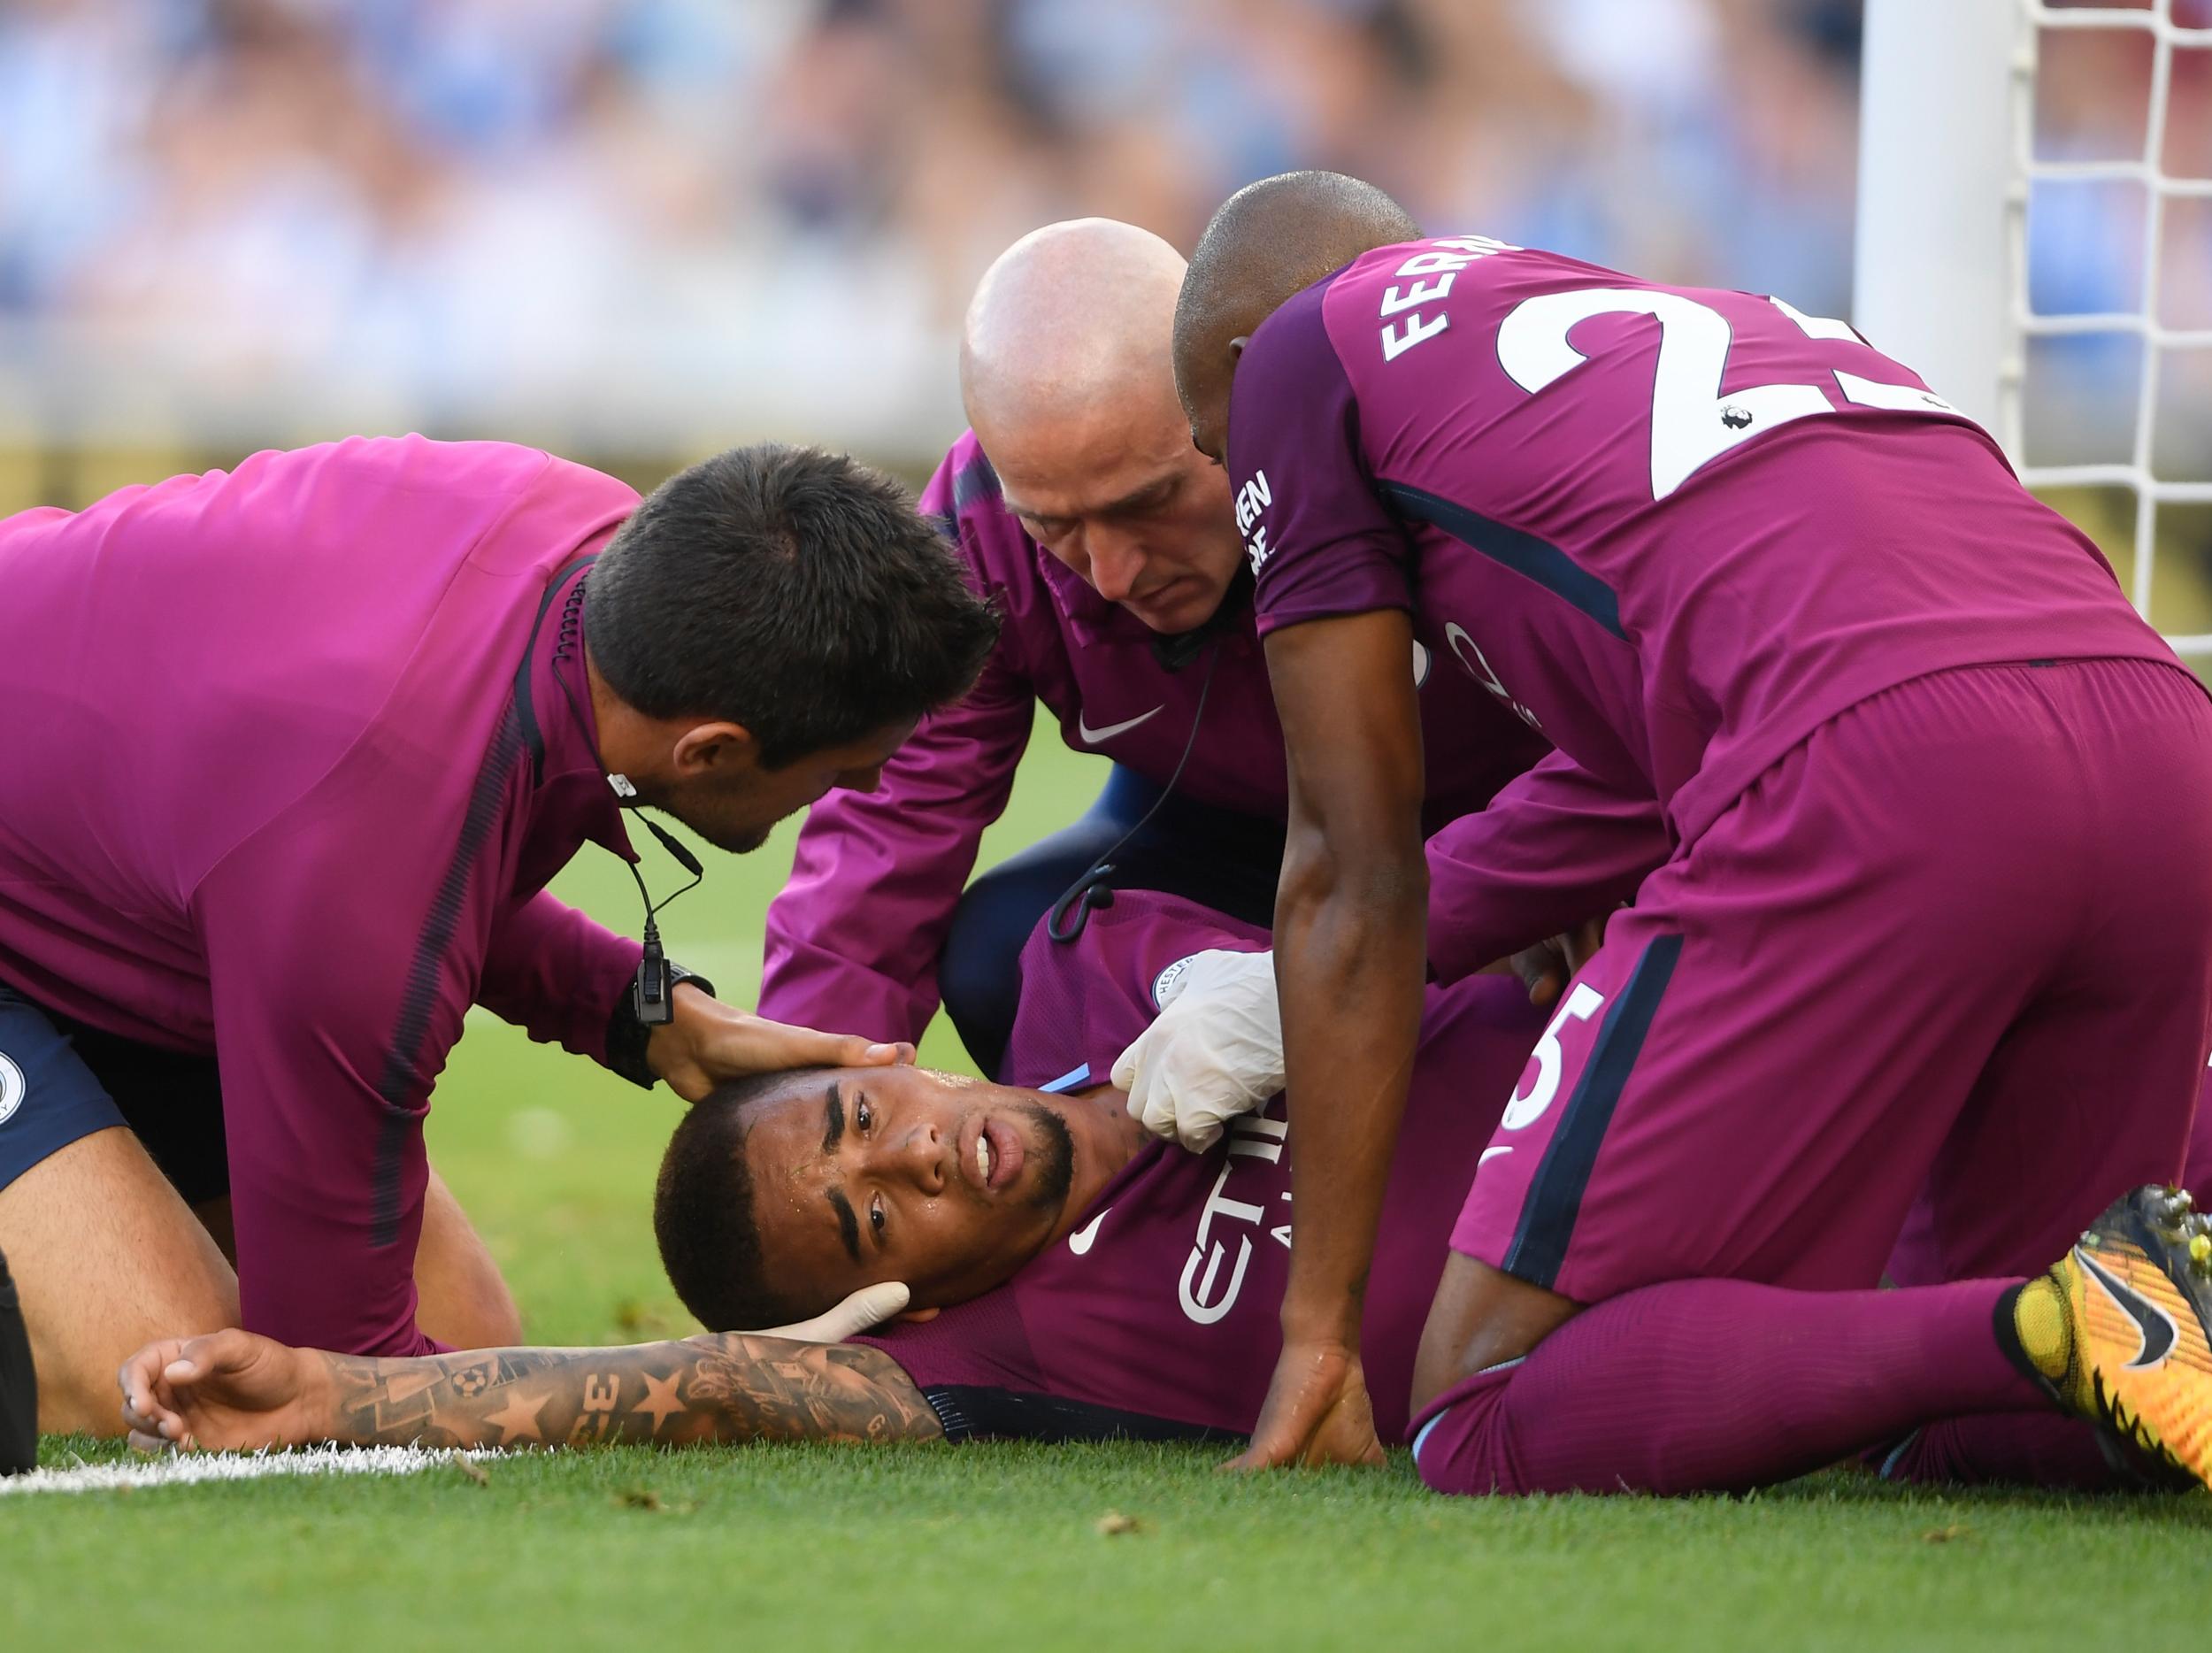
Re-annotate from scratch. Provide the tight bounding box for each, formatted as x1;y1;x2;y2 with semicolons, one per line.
317;1336;946;1450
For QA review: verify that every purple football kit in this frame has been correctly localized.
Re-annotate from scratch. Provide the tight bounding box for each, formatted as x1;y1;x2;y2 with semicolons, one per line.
1231;237;2212;1295
859;890;1548;1442
853;888;2212;1469
1225;237;2212;1490
760;430;1663;1048
0;438;651;1357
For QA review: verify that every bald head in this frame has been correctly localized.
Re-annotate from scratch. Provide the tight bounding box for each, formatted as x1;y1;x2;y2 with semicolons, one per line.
961;218;1188;438
1173;172;1419;461
955;219;1246;635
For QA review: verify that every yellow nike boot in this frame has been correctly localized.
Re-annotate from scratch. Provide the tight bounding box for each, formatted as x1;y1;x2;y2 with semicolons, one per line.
2005;1185;2212;1490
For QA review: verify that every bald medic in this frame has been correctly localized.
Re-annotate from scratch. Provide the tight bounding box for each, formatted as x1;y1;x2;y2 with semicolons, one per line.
758;220;1570;1080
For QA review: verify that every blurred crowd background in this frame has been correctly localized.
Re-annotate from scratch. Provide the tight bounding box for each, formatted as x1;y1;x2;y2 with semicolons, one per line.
0;0;2205;489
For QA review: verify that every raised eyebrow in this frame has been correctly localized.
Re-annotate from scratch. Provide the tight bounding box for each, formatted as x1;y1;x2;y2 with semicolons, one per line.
822;1082;843;1154
826;1187;862;1265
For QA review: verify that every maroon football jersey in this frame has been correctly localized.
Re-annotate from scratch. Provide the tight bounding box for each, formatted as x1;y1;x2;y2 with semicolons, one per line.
858;890;1545;1441
1231;237;2171;859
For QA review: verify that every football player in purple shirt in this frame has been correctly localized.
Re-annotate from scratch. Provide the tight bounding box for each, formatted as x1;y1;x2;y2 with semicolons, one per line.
760;219;1653;1078
1155;170;2212;1489
110;891;1565;1453
116;889;2212;1486
0;439;996;1436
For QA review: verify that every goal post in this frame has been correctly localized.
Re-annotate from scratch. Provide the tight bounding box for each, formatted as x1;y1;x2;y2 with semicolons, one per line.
1859;0;2212;653
1854;0;2021;434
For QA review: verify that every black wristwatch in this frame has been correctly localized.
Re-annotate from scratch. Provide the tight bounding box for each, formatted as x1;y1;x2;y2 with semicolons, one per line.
605;962;716;1089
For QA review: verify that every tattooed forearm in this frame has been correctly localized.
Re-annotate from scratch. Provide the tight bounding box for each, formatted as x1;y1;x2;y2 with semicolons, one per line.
317;1336;947;1450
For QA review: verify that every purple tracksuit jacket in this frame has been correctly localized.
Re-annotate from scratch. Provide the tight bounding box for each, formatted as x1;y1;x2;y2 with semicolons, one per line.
760;430;1665;1043
0;437;649;1356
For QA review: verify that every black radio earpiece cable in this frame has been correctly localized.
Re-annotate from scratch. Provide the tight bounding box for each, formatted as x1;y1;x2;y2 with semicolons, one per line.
549;572;706;1026
1046;633;1224;943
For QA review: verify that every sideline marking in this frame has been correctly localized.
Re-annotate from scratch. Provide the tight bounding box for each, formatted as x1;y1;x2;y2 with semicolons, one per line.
1;1443;507;1497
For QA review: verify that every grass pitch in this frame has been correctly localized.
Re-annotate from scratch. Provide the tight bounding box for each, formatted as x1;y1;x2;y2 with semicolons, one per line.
8;714;2212;1650
12;1438;2210;1651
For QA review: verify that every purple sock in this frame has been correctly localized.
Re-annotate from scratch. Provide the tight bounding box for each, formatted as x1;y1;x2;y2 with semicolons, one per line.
1410;1276;2045;1496
1873;1413;2126;1490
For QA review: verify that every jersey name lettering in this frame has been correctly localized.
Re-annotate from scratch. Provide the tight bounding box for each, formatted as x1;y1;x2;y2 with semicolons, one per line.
1376;235;1519;362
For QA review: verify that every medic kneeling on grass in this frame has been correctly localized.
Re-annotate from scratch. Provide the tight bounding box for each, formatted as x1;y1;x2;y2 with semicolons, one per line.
0;435;997;1456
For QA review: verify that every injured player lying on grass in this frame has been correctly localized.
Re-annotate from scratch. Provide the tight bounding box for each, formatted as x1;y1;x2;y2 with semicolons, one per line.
119;889;2212;1495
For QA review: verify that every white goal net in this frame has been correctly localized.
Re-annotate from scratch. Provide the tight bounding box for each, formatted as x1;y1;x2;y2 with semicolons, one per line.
1858;0;2212;655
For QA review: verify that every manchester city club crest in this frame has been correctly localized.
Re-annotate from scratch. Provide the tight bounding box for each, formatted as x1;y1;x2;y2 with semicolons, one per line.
1151;956;1197;1009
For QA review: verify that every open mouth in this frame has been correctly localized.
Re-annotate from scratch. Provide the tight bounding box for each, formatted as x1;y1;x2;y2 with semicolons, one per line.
964;1114;1025;1194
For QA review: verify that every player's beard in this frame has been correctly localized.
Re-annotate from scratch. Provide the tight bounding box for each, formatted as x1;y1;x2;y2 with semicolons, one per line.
709;822;772;855
648;796;770;856
1015;1100;1077;1214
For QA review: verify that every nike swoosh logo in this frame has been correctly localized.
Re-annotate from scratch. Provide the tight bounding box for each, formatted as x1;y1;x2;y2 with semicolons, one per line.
1068;1209;1111;1255
1479;1146;1512;1166
2076;1246;2177;1369
1076;707;1163;744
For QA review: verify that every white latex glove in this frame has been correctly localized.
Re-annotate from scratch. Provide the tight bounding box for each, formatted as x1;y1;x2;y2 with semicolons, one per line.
753;1281;911;1342
1110;948;1285;1152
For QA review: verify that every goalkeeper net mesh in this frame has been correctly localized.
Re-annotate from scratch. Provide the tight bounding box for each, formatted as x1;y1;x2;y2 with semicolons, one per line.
2005;0;2212;653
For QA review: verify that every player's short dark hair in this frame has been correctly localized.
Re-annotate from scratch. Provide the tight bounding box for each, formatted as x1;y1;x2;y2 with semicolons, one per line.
654;1069;829;1332
587;445;999;769
1174;170;1420;391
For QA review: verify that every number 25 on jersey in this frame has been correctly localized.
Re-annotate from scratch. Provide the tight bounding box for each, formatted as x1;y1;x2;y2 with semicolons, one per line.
1496;288;1965;501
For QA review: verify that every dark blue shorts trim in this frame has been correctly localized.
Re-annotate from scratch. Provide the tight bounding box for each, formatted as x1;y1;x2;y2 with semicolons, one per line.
1502;934;1684;1290
0;987;228;1203
0;988;129;1195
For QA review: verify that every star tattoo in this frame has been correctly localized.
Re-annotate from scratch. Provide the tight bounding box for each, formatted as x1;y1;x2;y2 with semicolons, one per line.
632;1372;687;1436
483;1388;551;1445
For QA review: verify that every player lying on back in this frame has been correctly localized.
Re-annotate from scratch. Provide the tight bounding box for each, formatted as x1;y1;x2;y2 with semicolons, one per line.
119;891;2212;1493
760;217;1660;1077
1156;169;2212;1489
118;892;1546;1451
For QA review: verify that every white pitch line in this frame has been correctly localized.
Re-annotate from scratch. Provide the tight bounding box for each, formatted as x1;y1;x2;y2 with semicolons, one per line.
0;1443;506;1496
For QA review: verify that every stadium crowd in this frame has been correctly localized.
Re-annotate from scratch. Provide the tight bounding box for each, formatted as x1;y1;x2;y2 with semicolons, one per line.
6;0;2206;467
0;0;1889;452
